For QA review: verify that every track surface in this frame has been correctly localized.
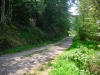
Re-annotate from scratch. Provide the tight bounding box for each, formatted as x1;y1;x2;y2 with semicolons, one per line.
0;36;74;75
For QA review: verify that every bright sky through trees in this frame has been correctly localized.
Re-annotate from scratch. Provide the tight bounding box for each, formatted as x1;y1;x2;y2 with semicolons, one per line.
68;0;79;15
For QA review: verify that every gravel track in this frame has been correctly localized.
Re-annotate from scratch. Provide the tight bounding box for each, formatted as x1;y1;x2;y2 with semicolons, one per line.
0;36;74;75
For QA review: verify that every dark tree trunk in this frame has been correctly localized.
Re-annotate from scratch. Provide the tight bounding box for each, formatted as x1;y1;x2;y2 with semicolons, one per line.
1;0;5;23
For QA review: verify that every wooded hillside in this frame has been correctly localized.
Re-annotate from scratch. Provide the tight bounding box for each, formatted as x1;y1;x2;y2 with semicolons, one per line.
0;0;70;51
1;0;100;55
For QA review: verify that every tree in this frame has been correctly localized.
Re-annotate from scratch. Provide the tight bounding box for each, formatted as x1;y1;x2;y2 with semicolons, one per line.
75;0;98;40
0;0;70;51
1;0;5;23
40;0;70;37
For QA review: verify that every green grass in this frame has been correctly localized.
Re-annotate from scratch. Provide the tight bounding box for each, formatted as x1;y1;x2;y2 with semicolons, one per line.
0;35;67;56
49;56;80;75
49;40;100;75
47;61;53;67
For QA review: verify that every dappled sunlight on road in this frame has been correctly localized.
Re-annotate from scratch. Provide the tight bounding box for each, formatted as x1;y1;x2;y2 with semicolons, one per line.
0;37;73;75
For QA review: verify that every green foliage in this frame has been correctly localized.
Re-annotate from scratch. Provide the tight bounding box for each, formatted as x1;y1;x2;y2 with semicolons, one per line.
0;34;66;56
49;40;100;75
75;0;98;41
0;37;22;50
0;22;21;51
0;0;70;53
47;61;53;67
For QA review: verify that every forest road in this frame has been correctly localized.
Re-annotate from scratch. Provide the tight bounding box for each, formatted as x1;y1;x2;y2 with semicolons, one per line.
0;36;74;75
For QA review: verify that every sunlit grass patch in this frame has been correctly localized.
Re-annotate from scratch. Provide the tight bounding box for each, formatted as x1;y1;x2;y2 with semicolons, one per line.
49;52;80;75
49;40;100;75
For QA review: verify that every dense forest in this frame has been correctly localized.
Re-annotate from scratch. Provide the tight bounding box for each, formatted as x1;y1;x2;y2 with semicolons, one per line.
0;0;70;52
75;0;100;41
0;0;100;75
0;0;100;53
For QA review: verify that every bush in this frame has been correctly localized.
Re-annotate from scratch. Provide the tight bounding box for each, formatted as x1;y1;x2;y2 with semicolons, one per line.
67;46;100;75
0;37;22;51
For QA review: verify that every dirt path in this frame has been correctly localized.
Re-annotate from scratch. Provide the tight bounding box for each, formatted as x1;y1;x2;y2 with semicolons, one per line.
0;36;74;75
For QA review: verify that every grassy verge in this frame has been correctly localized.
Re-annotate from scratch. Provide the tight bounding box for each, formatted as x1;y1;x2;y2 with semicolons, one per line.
0;35;67;56
49;40;100;75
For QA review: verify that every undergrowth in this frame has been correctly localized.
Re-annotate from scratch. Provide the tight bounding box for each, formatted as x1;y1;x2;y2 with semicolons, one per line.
0;22;68;56
49;40;100;75
0;35;66;56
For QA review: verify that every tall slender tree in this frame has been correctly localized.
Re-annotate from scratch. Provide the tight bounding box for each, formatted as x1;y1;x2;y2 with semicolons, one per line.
1;0;5;23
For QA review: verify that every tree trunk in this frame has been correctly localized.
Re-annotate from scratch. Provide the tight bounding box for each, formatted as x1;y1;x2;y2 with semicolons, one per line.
8;0;12;24
1;0;5;23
